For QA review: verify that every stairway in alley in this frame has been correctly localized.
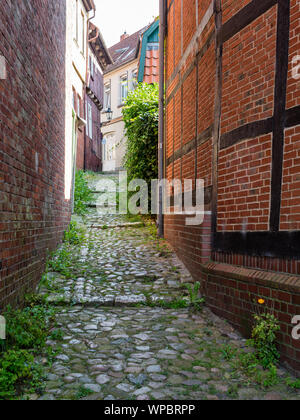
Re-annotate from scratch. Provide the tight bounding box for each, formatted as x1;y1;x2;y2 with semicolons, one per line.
34;174;300;401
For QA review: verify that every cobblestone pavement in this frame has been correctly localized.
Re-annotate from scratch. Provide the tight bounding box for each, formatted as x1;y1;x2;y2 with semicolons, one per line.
35;174;300;400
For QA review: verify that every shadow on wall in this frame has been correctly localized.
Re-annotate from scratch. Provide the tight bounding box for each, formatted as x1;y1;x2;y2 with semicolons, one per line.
0;0;70;307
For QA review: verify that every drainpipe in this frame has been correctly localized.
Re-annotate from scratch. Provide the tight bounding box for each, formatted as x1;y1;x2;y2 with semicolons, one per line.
84;6;96;171
158;0;166;237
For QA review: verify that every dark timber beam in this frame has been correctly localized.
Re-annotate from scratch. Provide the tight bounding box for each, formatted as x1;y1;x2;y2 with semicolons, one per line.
270;0;290;232
211;0;222;234
218;0;278;45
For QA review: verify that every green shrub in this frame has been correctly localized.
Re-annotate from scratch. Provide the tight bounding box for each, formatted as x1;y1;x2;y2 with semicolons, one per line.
251;313;280;368
64;221;86;245
0;300;56;400
0;350;43;400
49;329;64;342
4;304;55;351
74;170;93;215
122;83;159;206
286;377;300;389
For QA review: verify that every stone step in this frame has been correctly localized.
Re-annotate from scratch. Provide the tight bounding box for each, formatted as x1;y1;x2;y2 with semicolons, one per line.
89;222;145;229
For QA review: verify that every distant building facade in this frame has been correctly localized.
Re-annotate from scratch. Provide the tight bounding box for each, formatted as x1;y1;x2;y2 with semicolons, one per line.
66;1;111;183
65;0;95;208
85;23;112;172
102;23;159;173
101;29;145;172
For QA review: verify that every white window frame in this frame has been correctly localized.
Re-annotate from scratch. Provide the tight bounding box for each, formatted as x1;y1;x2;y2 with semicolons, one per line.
131;69;138;90
75;0;79;42
88;103;93;139
120;73;128;105
72;89;76;110
85;102;89;137
80;11;85;55
89;55;94;79
103;134;115;161
77;95;81;117
104;82;111;110
102;141;106;161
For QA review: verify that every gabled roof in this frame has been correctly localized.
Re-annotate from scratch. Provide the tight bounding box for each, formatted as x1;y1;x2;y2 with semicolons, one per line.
104;26;148;74
138;19;159;83
89;23;113;70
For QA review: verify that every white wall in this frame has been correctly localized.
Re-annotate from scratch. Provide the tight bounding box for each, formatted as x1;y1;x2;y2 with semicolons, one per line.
102;59;138;172
102;120;126;172
65;0;90;198
72;0;89;86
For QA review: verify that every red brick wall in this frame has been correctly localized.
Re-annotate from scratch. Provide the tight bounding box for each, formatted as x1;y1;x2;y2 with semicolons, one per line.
200;262;300;373
164;0;300;372
286;0;300;110
218;133;272;232
221;0;252;23
220;7;277;136
165;213;212;275
0;0;70;307
281;125;300;231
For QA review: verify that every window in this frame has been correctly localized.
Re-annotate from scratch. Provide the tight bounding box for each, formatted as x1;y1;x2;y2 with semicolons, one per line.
72;89;76;110
88;103;93;139
104;82;111;110
74;0;78;42
120;74;128;105
102;134;115;161
131;69;138;90
77;95;81;117
85;102;89;137
80;12;85;55
89;56;94;79
102;140;106;161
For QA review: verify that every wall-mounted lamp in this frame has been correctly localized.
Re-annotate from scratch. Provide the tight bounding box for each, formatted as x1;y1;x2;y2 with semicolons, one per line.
104;107;113;121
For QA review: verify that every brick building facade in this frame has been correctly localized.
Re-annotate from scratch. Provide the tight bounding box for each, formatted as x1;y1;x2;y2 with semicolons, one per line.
0;0;70;307
85;23;112;172
164;0;300;372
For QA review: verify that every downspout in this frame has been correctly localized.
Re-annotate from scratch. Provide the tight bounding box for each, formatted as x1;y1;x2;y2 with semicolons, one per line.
84;6;96;171
158;0;166;237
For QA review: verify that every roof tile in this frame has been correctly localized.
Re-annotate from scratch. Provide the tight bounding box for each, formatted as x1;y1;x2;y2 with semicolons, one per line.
105;26;148;74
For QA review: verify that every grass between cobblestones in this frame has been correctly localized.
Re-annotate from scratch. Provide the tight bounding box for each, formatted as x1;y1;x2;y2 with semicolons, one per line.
1;173;300;400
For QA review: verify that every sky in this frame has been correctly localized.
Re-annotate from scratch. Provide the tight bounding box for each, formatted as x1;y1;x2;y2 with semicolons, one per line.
94;0;159;48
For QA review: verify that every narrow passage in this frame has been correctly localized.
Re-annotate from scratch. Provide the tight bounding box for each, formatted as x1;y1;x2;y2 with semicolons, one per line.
36;174;300;401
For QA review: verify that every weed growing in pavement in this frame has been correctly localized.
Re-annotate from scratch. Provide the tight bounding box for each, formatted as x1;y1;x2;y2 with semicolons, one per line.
250;313;280;369
47;247;73;279
286;377;300;389
0;296;58;400
74;170;93;215
221;345;238;361
184;282;205;312
74;385;94;400
64;221;86;245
